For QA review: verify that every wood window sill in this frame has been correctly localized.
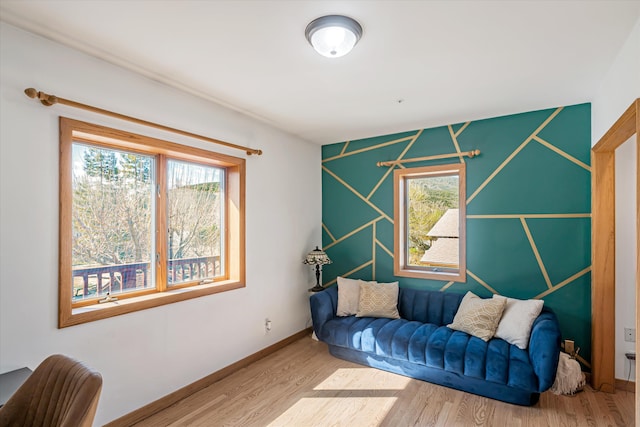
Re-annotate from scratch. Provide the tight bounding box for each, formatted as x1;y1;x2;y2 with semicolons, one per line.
61;280;245;328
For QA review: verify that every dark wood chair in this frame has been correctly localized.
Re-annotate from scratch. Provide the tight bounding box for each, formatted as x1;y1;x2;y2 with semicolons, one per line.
0;354;102;427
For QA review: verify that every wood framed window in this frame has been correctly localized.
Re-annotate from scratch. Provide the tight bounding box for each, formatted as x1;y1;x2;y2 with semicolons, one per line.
393;163;466;282
59;117;245;327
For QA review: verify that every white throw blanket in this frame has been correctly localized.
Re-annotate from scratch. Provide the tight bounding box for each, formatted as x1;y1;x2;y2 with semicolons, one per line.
550;352;585;395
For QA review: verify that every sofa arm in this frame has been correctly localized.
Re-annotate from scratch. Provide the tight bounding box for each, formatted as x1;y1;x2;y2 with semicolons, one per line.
528;309;562;392
310;286;338;340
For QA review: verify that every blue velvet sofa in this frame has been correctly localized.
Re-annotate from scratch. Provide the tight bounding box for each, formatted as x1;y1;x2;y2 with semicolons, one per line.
310;285;561;405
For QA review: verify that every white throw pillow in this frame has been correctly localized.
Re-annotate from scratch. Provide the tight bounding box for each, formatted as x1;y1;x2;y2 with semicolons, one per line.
493;294;544;349
356;281;400;319
336;277;372;316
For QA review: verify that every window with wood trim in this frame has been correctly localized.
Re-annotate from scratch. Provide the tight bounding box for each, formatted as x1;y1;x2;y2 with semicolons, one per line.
59;117;245;327
394;163;466;282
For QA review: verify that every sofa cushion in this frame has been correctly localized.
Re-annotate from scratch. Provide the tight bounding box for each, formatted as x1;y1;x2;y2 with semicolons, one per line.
321;315;538;392
447;291;506;341
408;323;440;364
356;281;400;319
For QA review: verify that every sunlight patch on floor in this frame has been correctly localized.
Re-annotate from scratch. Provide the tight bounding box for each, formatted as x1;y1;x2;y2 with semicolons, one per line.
313;367;411;390
266;396;398;427
264;368;409;426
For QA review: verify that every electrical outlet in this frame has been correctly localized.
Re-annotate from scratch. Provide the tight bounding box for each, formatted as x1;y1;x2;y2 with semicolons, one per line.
265;318;272;334
624;328;635;342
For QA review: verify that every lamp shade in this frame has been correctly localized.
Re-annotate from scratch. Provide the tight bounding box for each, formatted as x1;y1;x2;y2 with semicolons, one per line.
303;246;332;266
305;15;362;58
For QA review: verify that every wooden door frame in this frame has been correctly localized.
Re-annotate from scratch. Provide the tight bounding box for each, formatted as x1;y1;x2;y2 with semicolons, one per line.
591;99;639;420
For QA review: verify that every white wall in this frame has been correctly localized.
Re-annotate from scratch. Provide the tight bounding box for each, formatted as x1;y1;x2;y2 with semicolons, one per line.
0;23;321;425
615;136;637;381
591;16;639;382
592;17;640;144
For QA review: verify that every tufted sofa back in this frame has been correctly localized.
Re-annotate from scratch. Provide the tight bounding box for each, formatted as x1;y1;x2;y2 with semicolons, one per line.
398;288;465;325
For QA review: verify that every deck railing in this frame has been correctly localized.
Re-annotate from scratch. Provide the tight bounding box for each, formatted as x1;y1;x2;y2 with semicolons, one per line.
168;256;221;284
72;256;220;300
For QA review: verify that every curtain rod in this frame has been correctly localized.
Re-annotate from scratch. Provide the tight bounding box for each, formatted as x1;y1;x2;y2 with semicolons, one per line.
377;149;480;167
24;88;262;156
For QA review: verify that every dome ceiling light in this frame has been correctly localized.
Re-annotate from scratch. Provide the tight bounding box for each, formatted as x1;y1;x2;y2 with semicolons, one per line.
305;15;363;58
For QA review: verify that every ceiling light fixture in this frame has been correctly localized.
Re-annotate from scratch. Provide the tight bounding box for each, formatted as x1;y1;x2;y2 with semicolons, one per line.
305;15;363;58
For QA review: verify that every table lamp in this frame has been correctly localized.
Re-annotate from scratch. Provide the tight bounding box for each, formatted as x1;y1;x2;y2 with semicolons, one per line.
303;246;332;292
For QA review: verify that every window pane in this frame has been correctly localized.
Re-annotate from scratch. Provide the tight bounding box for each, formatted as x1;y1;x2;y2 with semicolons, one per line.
406;174;459;271
167;160;224;286
71;144;155;301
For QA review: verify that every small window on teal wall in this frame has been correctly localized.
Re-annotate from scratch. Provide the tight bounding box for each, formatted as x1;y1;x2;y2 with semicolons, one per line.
394;163;466;282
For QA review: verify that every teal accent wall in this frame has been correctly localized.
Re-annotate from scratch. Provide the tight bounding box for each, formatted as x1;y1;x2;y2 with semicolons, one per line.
321;104;592;363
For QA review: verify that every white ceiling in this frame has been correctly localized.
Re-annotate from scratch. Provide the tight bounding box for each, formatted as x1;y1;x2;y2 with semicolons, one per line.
1;1;639;145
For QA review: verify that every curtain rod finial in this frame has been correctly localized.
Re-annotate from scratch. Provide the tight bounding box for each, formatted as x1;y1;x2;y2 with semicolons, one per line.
24;87;57;106
24;88;38;98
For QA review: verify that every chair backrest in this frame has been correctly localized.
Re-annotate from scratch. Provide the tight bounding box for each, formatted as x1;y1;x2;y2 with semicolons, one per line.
0;354;102;427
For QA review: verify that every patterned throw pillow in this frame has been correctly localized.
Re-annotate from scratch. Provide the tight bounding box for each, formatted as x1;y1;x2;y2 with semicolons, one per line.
356;281;400;319
448;291;506;341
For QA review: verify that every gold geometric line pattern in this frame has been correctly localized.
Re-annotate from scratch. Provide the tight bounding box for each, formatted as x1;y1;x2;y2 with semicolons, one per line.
534;266;592;299
454;121;471;138
467;213;591;219
466;107;564;205
322;166;393;223
448;124;465;164
322;215;394;285
466;270;498;294
372;221;377;280
366;129;422;200
323;218;396;285
376;239;394;258
520;218;553;289
324;260;374;287
323;217;384;251
322;107;588;304
322;223;337;242
322;135;416;163
367;164;396;200
467;138;530;204
439;281;455;291
532;135;591;172
340;141;350;156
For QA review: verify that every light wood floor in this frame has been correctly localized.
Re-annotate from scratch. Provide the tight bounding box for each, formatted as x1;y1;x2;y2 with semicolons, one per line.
134;337;635;427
